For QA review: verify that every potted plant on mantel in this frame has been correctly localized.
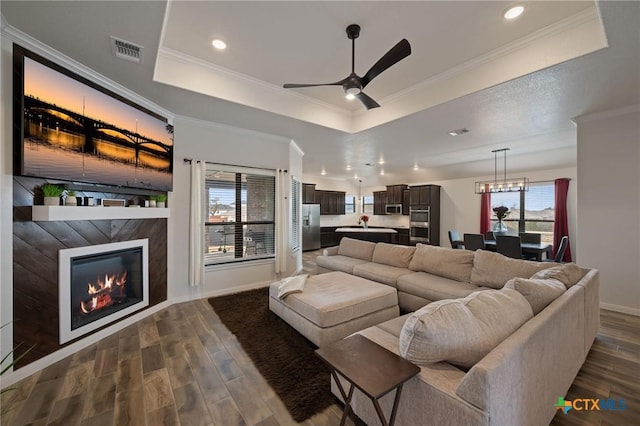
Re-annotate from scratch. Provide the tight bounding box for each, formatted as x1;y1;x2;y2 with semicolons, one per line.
65;190;77;206
39;183;64;206
156;194;167;208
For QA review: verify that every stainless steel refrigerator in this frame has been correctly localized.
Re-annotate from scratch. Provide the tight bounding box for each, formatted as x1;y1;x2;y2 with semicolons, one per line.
302;204;321;251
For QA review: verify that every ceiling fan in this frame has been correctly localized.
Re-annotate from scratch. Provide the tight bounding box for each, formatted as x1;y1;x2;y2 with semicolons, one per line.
283;24;411;110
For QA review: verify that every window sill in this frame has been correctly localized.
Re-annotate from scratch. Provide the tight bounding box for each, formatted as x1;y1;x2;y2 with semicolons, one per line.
205;257;274;272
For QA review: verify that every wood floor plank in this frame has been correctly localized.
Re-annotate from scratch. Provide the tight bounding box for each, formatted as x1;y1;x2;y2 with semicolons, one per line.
143;368;174;412
139;323;161;348
114;388;146;426
165;355;196;389
141;344;165;374
225;375;273;426
118;334;141;361
172;382;213;426
211;349;243;382
93;347;119;378
192;365;231;406
36;357;72;384
147;405;181;426
79;409;114;426
58;360;95;400
9;377;64;425
46;394;85;426
81;372;116;419
208;396;247;426
116;356;143;393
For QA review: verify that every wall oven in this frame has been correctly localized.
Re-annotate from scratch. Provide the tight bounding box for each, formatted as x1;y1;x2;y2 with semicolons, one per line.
410;208;430;244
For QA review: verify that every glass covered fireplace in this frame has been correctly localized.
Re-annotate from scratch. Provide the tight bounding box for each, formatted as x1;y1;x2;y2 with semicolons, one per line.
59;239;149;344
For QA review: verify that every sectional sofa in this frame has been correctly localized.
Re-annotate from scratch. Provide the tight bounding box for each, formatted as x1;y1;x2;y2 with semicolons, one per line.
316;237;600;425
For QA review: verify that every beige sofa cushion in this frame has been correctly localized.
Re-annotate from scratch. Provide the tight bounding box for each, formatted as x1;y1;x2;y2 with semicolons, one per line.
530;263;585;289
397;272;492;302
470;250;555;289
399;288;533;368
408;244;475;283
353;263;413;288
316;255;369;274
337;237;376;261
372;243;416;268
504;277;566;315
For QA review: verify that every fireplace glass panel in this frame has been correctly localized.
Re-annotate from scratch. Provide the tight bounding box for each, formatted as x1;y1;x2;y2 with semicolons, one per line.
70;247;143;331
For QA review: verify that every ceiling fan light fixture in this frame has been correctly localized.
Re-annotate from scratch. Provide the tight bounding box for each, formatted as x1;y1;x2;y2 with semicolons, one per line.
345;93;356;100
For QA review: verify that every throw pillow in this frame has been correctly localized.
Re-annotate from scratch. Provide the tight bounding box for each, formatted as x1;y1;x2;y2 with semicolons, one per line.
470;249;555;289
399;288;533;368
530;263;584;289
504;277;566;315
275;274;308;299
372;242;416;269
408;243;475;282
337;237;376;261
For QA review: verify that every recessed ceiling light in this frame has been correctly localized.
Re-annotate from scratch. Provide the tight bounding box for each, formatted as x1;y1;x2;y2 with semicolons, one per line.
448;128;469;136
354;174;358;179
380;170;385;176
321;169;326;176
378;159;385;165
413;164;419;171
504;5;525;20
346;165;351;171
211;39;227;50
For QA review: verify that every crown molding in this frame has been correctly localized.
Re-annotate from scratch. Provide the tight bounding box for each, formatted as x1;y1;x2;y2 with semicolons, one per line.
174;114;291;145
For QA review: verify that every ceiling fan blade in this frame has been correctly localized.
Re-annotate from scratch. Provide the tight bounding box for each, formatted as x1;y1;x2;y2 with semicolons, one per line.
283;81;343;89
356;92;380;110
361;39;411;89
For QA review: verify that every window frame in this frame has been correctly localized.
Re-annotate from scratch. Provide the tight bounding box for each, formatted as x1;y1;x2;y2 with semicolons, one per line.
203;164;276;267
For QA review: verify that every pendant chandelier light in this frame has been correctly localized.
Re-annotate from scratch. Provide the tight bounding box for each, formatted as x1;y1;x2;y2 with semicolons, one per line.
475;148;529;194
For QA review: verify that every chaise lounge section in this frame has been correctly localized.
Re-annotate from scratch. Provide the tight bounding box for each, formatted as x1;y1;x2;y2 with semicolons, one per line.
316;237;600;425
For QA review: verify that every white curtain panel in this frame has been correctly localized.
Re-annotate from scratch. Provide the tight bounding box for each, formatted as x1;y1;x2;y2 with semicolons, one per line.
275;169;288;274
189;160;205;286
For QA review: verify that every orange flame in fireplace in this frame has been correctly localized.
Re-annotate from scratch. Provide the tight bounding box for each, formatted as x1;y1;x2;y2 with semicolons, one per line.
80;271;128;314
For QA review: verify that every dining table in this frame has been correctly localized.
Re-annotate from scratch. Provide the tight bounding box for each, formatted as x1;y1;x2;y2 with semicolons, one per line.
484;239;552;261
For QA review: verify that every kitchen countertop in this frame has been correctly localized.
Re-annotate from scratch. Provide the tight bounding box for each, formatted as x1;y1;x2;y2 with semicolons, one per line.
335;227;398;234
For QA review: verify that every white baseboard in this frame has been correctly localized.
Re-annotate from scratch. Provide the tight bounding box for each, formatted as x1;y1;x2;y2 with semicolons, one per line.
0;301;170;388
600;302;640;317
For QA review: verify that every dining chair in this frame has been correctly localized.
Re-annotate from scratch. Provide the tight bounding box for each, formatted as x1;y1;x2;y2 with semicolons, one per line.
496;235;522;259
448;230;464;249
519;232;541;244
550;236;569;263
485;231;495;241
519;232;541;260
463;233;485;251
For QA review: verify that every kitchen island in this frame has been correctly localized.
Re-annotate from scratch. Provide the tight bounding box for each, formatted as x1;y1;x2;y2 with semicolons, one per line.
335;227;398;244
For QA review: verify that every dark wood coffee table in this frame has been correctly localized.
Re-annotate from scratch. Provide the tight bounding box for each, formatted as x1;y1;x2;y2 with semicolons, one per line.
316;334;420;426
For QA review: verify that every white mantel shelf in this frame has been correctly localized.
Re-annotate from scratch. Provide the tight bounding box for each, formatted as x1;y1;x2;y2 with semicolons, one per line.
32;206;171;221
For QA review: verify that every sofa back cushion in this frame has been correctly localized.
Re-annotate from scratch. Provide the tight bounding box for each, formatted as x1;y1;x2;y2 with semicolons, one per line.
470;250;555;289
504;277;566;315
372;243;416;269
337;237;376;261
408;244;475;283
399;288;533;368
530;263;585;289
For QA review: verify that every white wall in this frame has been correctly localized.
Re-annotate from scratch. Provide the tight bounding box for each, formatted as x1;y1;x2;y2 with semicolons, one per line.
1;17;14;373
576;105;640;315
168;116;302;302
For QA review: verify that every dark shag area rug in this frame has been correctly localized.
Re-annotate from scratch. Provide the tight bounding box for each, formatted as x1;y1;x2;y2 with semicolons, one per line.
208;287;338;423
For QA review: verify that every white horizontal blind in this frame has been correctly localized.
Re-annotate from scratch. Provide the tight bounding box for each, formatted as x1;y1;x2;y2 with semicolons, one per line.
204;165;276;265
291;178;301;251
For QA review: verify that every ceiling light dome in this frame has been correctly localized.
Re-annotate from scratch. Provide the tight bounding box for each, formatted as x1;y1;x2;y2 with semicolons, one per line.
504;5;525;20
211;39;227;50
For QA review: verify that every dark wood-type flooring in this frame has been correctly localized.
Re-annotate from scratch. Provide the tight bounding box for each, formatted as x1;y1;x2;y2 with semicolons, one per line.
1;249;638;425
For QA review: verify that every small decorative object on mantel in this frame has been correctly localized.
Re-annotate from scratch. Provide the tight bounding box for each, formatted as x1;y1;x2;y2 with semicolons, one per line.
64;190;77;206
492;206;510;235
156;194;167;208
358;214;370;229
39;183;64;206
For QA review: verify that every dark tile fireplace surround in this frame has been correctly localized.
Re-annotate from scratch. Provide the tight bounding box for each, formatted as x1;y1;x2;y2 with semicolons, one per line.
12;177;167;368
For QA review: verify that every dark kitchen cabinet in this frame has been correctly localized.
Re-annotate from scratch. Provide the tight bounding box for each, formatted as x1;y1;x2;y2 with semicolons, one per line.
403;189;410;215
396;228;410;246
373;191;387;215
409;185;441;246
317;190;345;215
386;185;408;205
321;226;340;247
302;183;316;204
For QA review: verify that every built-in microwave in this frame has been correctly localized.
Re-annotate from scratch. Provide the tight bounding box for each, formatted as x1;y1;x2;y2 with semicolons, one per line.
385;204;403;215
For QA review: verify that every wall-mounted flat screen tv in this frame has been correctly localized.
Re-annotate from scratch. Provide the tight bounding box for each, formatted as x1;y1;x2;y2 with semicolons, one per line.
13;44;173;192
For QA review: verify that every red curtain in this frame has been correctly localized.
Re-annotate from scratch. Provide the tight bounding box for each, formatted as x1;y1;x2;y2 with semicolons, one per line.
480;186;491;235
554;178;572;262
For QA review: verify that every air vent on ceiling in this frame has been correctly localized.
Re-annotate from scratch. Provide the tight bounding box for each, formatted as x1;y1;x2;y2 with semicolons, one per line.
110;36;143;63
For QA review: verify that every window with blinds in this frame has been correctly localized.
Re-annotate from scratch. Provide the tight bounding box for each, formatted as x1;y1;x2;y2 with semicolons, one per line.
291;178;301;251
204;165;276;265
